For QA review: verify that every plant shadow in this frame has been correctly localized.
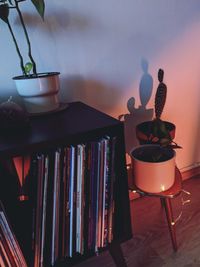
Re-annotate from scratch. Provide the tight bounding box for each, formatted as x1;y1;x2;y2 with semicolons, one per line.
119;59;154;154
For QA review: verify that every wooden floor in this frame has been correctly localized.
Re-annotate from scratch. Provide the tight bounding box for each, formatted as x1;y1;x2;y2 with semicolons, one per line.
75;174;200;267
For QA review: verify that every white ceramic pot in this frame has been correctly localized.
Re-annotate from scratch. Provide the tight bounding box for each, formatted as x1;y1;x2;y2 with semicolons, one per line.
130;145;176;193
13;72;60;114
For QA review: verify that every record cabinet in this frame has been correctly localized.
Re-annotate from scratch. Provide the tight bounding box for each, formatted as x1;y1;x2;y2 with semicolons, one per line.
0;101;132;266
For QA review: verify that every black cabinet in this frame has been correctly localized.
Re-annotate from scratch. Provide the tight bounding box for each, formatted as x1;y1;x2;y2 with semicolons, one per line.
0;102;131;266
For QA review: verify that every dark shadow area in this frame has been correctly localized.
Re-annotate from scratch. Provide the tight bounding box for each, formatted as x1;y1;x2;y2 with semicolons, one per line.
119;59;154;154
16;10;93;35
60;75;123;114
59;74;86;102
108;241;128;267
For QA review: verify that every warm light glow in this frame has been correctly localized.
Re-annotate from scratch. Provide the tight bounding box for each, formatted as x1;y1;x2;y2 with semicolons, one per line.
108;20;200;171
13;156;31;186
161;185;165;192
18;195;29;201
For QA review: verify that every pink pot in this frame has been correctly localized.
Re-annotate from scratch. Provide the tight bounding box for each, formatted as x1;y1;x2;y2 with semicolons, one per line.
130;145;176;193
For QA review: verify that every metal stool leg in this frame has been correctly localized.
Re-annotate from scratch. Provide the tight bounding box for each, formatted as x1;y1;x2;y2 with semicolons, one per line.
160;198;165;207
162;198;178;251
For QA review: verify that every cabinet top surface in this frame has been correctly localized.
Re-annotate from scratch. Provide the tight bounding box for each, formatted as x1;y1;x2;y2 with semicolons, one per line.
0;102;122;156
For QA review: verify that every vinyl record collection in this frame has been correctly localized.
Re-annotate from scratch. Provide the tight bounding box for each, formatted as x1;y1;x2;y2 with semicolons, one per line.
0;201;28;267
1;135;117;267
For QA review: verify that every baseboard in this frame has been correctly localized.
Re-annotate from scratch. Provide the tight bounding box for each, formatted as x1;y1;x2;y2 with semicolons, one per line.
129;165;200;201
181;165;200;180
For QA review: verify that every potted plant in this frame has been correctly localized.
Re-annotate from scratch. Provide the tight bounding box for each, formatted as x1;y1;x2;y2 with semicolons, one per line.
130;144;176;193
136;69;180;148
131;69;182;193
0;0;60;114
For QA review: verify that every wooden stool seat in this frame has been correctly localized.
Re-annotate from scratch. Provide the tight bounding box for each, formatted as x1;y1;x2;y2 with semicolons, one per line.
130;167;182;251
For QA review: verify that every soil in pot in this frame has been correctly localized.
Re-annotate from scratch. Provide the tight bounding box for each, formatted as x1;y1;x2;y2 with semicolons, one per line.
132;145;174;163
136;120;176;145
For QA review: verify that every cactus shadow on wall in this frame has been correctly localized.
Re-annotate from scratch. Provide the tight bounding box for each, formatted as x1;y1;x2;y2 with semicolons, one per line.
119;59;154;154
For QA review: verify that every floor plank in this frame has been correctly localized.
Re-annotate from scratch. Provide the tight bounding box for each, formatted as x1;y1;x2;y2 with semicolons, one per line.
75;175;200;267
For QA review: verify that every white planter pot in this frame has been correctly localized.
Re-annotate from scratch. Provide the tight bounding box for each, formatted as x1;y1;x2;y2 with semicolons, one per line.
130;145;176;193
13;72;60;114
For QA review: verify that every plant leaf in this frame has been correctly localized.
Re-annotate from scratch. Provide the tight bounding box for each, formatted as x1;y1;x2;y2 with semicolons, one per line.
31;0;45;19
158;69;164;83
159;138;171;146
24;62;33;75
171;144;182;149
0;4;9;23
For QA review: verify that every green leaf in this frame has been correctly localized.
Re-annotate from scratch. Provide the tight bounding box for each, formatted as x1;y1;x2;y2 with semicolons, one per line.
159;138;171;146
31;0;45;19
24;62;33;75
0;4;9;23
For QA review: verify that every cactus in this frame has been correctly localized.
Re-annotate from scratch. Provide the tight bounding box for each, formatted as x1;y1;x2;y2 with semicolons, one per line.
152;69;181;148
151;69;170;145
155;69;167;120
136;68;181;149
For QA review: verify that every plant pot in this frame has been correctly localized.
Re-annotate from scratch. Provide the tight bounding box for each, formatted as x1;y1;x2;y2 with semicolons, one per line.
13;72;60;114
130;145;176;193
136;121;176;145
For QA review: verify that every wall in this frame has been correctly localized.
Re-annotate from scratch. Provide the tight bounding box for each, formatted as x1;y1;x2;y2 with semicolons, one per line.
0;0;200;171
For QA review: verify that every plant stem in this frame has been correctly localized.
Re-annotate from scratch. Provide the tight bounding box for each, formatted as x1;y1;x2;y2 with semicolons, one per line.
14;0;37;75
7;19;26;75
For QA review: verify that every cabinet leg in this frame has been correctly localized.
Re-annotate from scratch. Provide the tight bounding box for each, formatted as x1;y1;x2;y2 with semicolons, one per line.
163;198;178;252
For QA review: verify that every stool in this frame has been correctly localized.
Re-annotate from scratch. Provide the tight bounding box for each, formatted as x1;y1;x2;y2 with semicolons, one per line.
130;167;182;251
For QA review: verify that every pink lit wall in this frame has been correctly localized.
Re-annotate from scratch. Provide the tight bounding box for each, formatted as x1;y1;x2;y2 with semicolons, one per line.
0;0;200;171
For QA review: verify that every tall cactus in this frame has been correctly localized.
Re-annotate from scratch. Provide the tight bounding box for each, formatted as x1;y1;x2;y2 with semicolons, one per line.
155;69;167;120
143;68;181;148
152;68;170;145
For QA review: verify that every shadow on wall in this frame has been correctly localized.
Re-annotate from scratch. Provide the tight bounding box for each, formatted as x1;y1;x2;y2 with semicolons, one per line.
19;9;90;33
59;75;123;114
59;75;86;103
119;59;154;154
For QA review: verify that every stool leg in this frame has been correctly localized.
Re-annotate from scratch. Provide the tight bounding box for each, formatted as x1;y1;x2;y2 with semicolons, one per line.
163;198;178;252
160;198;165;207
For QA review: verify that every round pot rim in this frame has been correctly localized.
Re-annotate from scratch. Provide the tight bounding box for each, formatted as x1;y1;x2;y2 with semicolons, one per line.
136;120;176;129
130;144;176;164
13;72;60;80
